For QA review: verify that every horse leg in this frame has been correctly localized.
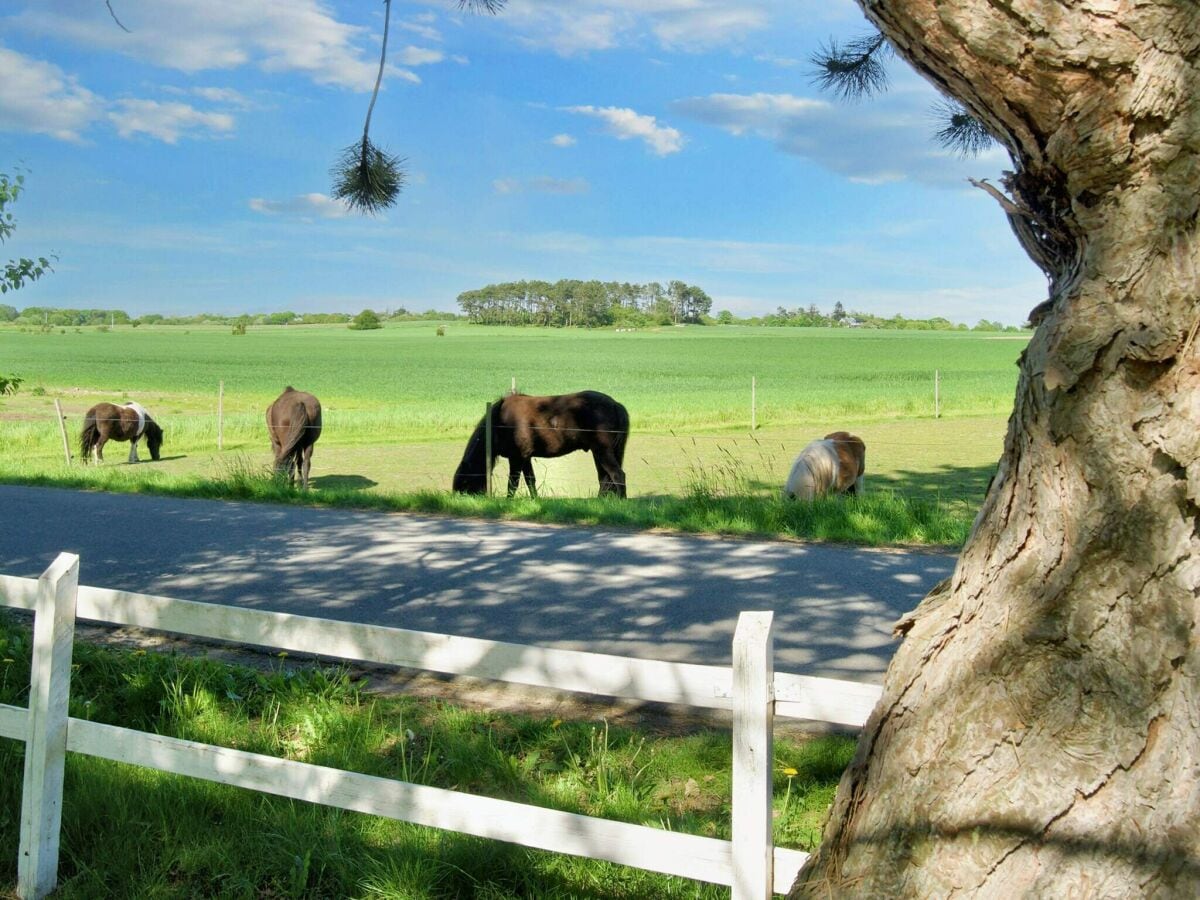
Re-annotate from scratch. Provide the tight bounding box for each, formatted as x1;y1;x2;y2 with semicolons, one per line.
301;445;313;490
507;458;521;498
594;449;627;498
522;459;537;498
94;437;105;464
128;437;140;464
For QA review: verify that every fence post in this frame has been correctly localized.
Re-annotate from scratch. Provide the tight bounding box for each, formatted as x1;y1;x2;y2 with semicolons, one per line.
731;611;774;900
52;400;71;466
510;376;517;396
217;381;224;451
484;402;493;497
751;376;757;431
18;552;80;900
934;369;940;419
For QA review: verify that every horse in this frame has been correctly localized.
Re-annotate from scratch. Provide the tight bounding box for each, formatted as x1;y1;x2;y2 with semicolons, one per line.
782;431;866;500
453;391;629;498
266;387;322;489
79;402;164;464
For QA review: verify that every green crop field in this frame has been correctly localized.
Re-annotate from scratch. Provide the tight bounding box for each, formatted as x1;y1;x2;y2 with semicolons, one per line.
0;322;1024;540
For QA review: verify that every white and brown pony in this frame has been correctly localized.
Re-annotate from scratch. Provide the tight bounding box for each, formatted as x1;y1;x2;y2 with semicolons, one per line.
267;386;322;489
80;402;164;464
782;431;866;500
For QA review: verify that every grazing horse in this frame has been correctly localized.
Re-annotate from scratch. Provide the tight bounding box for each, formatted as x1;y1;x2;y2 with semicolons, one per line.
266;387;322;489
782;431;866;500
79;402;164;464
453;391;629;498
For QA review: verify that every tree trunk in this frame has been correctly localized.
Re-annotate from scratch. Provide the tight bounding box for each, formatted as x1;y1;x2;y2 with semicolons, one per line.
793;2;1200;895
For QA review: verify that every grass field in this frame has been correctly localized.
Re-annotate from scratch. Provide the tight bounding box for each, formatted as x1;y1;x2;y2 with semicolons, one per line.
0;322;1022;544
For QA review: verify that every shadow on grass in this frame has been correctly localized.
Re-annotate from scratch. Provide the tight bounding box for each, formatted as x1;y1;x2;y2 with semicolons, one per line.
870;462;997;504
311;473;378;491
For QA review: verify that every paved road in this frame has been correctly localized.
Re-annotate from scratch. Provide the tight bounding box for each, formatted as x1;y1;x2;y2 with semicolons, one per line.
0;486;956;682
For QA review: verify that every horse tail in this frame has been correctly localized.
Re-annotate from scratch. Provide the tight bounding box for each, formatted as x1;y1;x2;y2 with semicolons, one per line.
80;411;99;459
610;401;630;465
275;400;311;468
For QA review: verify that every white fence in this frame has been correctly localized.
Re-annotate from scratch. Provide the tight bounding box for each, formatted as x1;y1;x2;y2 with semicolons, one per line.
0;553;883;899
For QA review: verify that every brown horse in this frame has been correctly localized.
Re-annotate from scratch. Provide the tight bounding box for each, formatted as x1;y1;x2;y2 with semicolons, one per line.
79;402;164;463
453;391;629;498
266;387;322;489
782;430;866;500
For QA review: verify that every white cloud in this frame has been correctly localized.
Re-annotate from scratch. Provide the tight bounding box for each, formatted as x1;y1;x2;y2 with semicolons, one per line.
0;46;101;141
109;99;235;143
650;5;767;50
0;45;240;144
396;46;444;66
11;0;423;90
550;133;577;147
248;193;352;219
398;16;442;43
673;86;1010;187
190;86;253;108
493;176;590;195
563;105;683;155
481;0;771;55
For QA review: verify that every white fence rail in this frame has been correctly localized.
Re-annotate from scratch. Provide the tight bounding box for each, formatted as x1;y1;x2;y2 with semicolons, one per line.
0;553;883;899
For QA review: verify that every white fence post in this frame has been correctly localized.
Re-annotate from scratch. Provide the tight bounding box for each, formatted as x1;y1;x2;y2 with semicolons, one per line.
731;611;774;900
18;552;80;900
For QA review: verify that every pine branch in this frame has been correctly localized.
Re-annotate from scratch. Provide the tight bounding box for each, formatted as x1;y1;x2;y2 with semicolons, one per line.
932;100;994;157
458;0;507;11
331;0;405;214
809;31;890;101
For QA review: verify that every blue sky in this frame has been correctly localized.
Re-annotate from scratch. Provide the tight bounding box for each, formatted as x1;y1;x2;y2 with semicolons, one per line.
1;0;1044;324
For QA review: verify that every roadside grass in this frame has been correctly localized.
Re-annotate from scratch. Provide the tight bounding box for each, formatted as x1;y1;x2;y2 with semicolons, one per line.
0;455;974;546
0;612;855;898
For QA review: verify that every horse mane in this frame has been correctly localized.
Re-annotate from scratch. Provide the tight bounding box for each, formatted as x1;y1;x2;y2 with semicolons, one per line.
452;398;503;490
783;439;841;500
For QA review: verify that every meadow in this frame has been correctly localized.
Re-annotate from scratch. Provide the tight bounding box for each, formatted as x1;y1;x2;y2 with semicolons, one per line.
0;322;1024;544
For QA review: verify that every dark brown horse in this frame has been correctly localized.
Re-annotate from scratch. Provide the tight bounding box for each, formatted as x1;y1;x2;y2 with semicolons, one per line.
79;402;163;463
453;391;629;498
266;387;322;489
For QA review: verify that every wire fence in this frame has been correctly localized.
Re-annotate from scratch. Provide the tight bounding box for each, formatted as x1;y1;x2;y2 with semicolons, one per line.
16;387;1003;505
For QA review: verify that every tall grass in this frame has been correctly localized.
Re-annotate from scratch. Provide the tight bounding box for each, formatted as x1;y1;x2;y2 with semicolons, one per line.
0;613;856;898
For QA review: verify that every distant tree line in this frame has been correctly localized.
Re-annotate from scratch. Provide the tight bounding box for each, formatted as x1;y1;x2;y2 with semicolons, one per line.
744;300;1025;332
456;279;713;327
0;305;460;328
0;300;1027;332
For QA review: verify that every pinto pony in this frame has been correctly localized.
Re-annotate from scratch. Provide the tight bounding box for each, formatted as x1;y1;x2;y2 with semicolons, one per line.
266;387;322;489
782;431;866;500
453;391;629;498
79;402;164;464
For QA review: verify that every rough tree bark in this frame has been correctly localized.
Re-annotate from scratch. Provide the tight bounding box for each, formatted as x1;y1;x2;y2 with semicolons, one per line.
793;2;1199;896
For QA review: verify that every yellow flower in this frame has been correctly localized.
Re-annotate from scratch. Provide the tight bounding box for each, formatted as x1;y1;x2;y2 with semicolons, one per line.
277;651;288;658
551;719;562;729
1;658;13;664
781;767;798;777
